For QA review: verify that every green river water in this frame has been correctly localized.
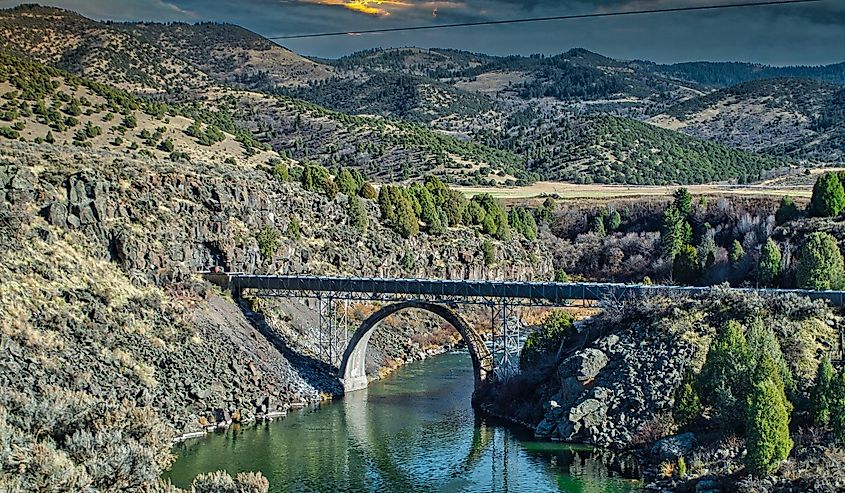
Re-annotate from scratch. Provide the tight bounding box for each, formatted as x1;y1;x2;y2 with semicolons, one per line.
168;352;643;492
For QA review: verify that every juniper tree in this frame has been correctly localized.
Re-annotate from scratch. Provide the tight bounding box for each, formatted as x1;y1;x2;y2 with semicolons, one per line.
796;232;845;290
745;361;793;476
758;239;782;286
813;356;835;427
811;172;845;217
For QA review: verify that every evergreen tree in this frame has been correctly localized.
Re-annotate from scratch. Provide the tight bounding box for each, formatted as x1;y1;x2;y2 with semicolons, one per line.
729;240;745;267
813;357;835;428
758;239;782;286
481;239;495;266
660;205;685;259
378;186;394;222
272;161;289;182
811;172;845;217
554;269;570;282
699;320;751;425
674;371;702;426
673;244;701;285
745;367;793;476
348;195;368;234
796;232;845;290
394;190;419;238
441;190;468;227
775;196;799;225
592;214;607;237
607;210;622;231
336;168;358;196
673;188;693;216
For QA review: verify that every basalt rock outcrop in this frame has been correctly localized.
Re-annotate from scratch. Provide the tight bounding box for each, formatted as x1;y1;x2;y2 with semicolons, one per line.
1;142;549;285
0;142;552;439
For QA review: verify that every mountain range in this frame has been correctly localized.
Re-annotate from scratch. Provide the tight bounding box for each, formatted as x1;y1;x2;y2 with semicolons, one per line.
1;4;844;186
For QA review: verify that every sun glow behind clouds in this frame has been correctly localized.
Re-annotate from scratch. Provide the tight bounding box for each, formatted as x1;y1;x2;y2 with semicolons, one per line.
306;0;412;16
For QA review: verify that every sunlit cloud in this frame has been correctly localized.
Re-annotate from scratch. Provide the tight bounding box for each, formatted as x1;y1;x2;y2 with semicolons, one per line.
304;0;412;17
301;0;466;17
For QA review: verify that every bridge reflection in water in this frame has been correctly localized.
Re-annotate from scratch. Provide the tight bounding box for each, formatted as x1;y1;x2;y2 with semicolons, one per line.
203;274;845;396
168;353;642;492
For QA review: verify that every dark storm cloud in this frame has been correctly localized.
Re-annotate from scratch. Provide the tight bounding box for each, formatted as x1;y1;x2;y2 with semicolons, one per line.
1;0;843;64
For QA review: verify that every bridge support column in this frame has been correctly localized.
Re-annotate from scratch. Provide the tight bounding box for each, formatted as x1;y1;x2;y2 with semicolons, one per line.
316;296;348;368
490;299;521;380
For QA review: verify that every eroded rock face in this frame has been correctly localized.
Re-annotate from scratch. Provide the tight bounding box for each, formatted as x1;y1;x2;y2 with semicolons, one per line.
2;143;551;285
535;319;697;448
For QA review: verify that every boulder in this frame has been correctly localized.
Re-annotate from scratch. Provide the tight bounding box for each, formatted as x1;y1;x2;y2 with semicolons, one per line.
651;432;696;461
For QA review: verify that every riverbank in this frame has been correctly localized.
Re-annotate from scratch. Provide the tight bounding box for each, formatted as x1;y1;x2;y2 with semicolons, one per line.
480;289;844;491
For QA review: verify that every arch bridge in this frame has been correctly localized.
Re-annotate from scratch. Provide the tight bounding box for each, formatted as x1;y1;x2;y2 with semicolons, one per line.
204;274;845;395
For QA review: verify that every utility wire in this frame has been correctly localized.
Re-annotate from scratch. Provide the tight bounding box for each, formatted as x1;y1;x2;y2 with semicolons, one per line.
268;0;821;40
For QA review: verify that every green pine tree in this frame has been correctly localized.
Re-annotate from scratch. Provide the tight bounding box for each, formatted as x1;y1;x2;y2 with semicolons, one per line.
796;232;845;290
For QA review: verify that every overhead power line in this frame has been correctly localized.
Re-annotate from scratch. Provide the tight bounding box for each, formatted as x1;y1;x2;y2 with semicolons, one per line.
268;0;821;40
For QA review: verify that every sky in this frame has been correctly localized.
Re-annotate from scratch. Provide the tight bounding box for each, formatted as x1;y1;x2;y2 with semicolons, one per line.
3;0;844;65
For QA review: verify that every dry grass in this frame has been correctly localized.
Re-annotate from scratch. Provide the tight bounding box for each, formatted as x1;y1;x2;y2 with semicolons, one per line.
455;180;813;201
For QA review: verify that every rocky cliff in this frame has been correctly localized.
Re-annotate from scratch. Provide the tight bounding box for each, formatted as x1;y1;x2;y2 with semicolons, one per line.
0;141;551;435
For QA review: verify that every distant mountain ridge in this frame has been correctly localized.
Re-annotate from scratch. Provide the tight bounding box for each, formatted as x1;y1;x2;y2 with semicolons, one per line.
1;3;843;186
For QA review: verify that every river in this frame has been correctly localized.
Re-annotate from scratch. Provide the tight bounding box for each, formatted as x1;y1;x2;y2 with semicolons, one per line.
168;352;643;492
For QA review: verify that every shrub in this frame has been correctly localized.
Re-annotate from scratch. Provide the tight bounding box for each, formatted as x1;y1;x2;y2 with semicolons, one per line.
554;269;570;283
256;226;280;260
520;310;574;370
813;357;835;427
796;232;845;290
359;182;377;200
191;470;269;493
271;161;290;182
758;239;782;286
745;359;793;476
775;196;799;225
811;172;845;217
832;371;845;444
673;244;701;285
287;218;301;240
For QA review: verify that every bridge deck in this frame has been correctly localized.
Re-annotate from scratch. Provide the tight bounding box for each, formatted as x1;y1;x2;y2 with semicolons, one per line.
202;274;845;306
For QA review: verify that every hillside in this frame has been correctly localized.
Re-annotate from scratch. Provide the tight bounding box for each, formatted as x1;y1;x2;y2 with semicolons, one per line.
117;21;335;89
649;78;845;163
474;113;783;185
652;60;845;88
0;4;215;97
0;6;532;185
0;52;280;165
2;4;843;186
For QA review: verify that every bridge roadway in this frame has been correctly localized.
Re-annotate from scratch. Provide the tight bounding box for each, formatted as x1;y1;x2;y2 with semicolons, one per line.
207;273;845;306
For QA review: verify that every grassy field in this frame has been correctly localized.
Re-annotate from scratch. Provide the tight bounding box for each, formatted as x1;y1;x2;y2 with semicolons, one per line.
455;180;815;200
